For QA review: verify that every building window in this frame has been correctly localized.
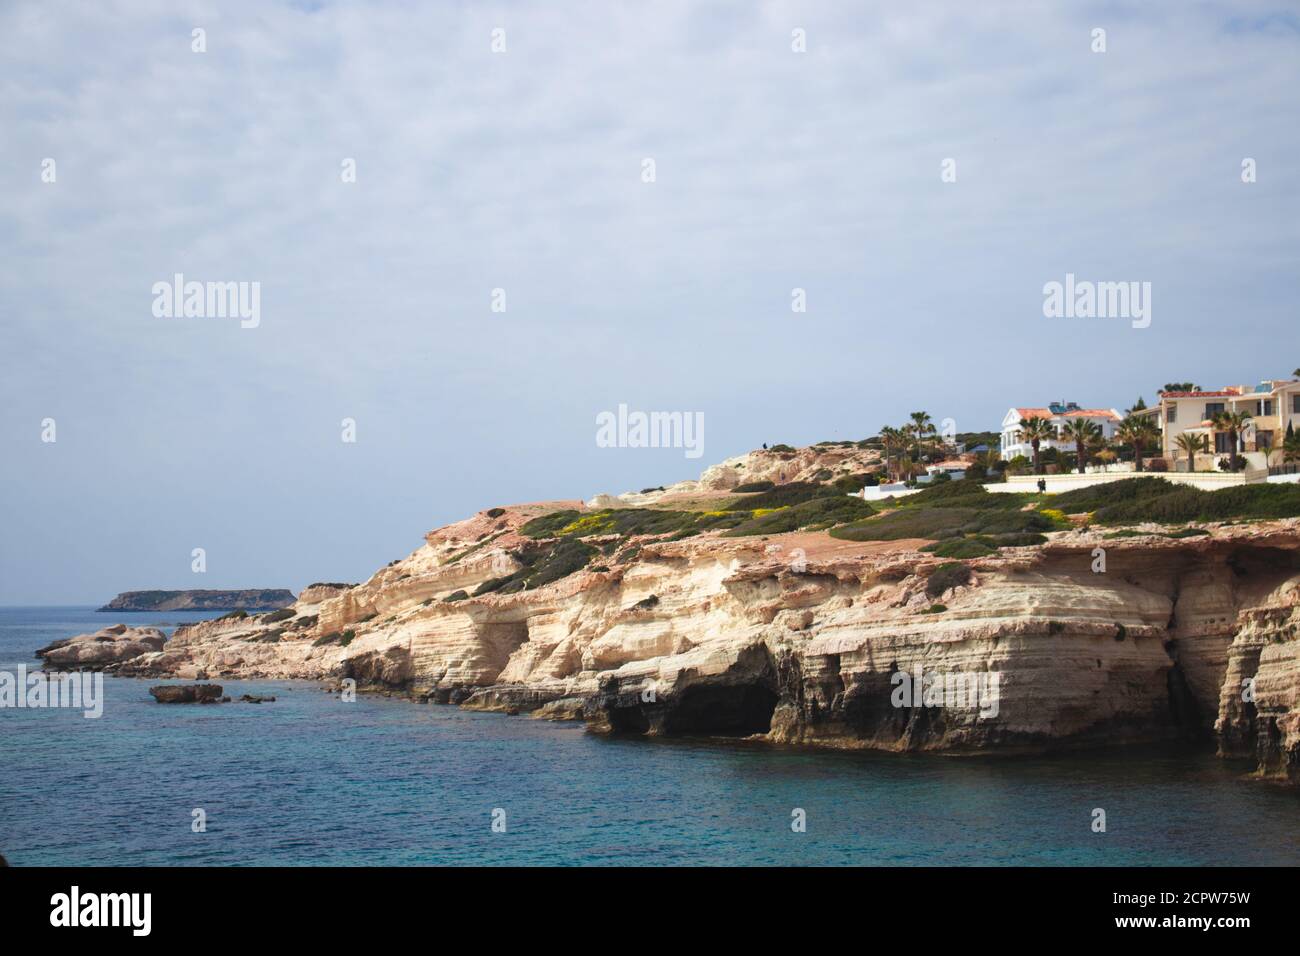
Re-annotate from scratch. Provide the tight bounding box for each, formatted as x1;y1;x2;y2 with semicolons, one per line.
1214;433;1233;454
1205;402;1225;419
1256;400;1273;416
1257;430;1274;450
1293;394;1300;414
1167;405;1177;424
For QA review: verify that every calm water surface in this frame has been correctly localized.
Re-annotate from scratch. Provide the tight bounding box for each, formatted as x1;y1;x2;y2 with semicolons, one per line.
2;607;1297;866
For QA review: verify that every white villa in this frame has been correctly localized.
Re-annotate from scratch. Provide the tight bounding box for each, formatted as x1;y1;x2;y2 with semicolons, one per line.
1135;379;1300;471
999;403;1122;461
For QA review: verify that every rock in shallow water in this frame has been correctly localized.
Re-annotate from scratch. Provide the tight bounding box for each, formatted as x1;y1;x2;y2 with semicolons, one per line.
149;684;223;704
37;624;165;670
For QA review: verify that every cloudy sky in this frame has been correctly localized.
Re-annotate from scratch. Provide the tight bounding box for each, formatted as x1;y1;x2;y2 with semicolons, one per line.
2;1;1298;603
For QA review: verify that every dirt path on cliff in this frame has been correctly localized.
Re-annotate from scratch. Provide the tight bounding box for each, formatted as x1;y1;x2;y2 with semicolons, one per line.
761;530;929;560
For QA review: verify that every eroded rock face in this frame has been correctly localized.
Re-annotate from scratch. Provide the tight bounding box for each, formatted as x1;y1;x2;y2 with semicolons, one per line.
1217;600;1300;784
36;624;166;671
56;502;1300;784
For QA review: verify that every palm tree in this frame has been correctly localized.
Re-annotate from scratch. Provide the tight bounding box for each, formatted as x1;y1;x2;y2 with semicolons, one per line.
980;446;1003;475
908;411;935;455
1210;410;1253;471
1061;419;1102;474
1161;382;1200;393
1282;431;1300;464
1173;432;1210;473
1018;416;1055;475
878;426;905;481
1115;415;1159;473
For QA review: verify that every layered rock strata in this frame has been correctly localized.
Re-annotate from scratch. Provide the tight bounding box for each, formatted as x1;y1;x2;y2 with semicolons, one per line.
80;503;1300;785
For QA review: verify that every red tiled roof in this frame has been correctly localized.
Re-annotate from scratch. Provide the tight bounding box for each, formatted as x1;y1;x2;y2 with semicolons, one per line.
1159;390;1238;398
1015;407;1118;420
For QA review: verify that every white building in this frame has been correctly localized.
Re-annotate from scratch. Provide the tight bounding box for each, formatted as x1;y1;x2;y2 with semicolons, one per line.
1137;379;1300;471
999;403;1122;461
918;461;968;482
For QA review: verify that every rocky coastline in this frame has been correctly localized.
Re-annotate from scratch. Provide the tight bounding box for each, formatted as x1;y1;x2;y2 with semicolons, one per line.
40;447;1300;787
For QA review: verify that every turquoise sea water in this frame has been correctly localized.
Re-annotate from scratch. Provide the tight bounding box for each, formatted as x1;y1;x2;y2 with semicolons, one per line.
2;606;1298;866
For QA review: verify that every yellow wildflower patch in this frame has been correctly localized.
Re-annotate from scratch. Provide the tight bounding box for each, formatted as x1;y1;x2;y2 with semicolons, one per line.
561;513;615;535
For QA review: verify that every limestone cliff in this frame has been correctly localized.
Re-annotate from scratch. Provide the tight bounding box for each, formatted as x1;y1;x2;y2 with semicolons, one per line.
74;447;1300;786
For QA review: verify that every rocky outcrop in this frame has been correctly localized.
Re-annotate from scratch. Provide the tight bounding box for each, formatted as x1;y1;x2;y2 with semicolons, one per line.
1217;601;1300;784
98;589;295;612
149;683;224;703
36;624;165;670
45;454;1300;786
593;444;881;506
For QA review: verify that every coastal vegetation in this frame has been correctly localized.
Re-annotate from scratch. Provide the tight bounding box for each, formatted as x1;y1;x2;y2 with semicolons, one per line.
1050;477;1300;524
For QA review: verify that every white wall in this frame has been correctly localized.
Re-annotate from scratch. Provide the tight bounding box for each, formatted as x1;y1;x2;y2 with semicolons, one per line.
985;470;1267;494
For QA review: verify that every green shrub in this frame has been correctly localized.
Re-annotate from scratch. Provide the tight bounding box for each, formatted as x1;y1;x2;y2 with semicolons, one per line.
443;590;469;602
313;631;341;647
832;473;874;493
473;539;597;596
832;507;979;541
261;607;295;624
721;482;838;512
733;480;775;493
1049;477;1175;514
339;629;355;647
632;594;659;610
985;532;1048;547
975;510;1056;534
898;481;1034;511
923;533;1046;552
723;495;873;537
1052;478;1300;524
926;563;972;599
217;609;249;621
485;507;506;518
832;505;1051;542
521;507;748;540
925;538;997;559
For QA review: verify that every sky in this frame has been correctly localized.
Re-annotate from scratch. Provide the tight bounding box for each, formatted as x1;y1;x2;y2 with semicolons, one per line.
2;1;1298;604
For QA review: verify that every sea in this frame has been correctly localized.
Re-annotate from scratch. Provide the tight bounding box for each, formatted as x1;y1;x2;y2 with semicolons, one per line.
2;606;1298;866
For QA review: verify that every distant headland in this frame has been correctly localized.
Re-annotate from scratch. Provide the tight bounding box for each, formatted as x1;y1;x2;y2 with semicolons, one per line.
97;589;296;612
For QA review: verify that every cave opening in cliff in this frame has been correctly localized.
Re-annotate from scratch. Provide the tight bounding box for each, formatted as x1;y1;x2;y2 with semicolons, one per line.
661;683;780;736
1227;545;1300;579
607;704;651;734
